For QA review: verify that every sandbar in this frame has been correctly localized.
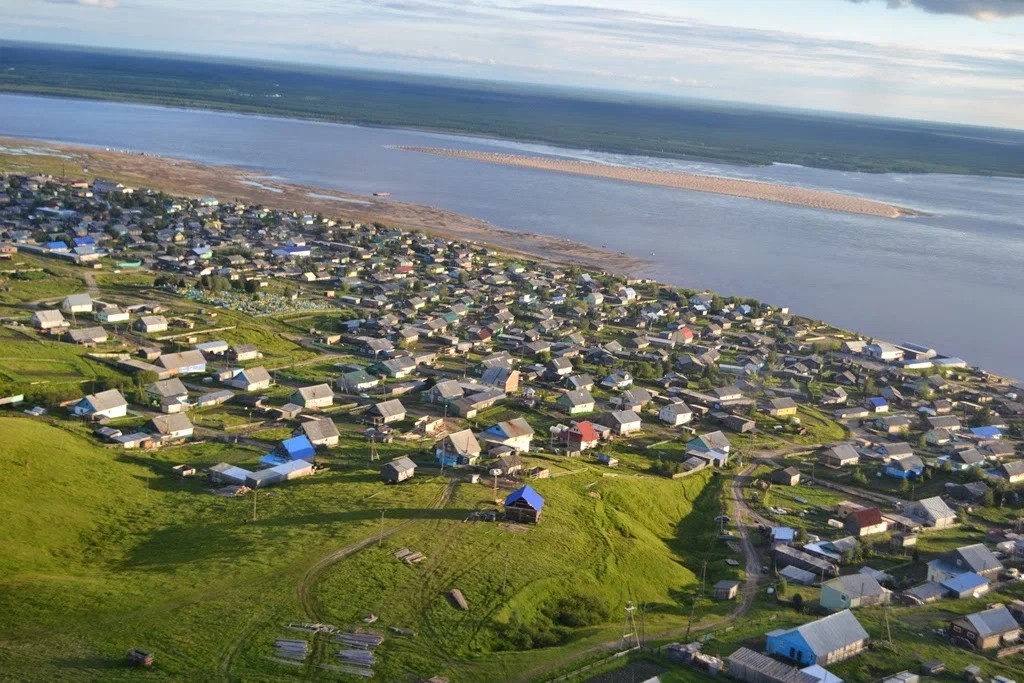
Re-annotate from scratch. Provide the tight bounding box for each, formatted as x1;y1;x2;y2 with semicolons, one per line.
396;147;915;219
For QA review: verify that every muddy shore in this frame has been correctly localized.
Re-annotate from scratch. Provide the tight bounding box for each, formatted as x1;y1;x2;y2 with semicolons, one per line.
397;147;915;219
0;137;648;275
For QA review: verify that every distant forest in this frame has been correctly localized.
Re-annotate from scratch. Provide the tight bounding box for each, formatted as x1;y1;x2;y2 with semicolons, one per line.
2;42;1023;177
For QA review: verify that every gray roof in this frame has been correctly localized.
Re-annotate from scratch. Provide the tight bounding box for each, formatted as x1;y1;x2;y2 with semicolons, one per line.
907;496;956;523
237;366;271;384
148;378;188;398
33;309;66;324
383;456;417;474
66;326;107;343
826;443;859;461
727;648;817;683
559;389;594;406
301;417;339;442
371;399;406;418
83;389;128;411
444;429;481;456
824;573;888;598
947;543;1001;574
157;350;206;370
962;605;1019;637
697;430;731;451
150;413;193;434
791;609;868;656
295;383;334;401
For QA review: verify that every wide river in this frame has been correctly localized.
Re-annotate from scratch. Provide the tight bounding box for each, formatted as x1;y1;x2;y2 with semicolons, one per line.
2;94;1023;379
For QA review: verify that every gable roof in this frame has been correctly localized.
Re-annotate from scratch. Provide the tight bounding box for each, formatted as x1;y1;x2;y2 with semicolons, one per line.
571;420;599;442
824;573;887;598
280;435;315;460
148;377;188;397
383;456;417;474
301;417;339;442
295;383;334;401
790;610;869;656
444;429;481;456
157;350;206;370
907;496;956;522
947;543;1001;574
81;388;127;412
484;417;535;440
371;398;406;418
504;484;544;511
961;605;1019;637
150;412;193;435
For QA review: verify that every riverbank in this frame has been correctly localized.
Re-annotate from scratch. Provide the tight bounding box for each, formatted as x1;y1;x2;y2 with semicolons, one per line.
396;147;917;218
0;137;648;275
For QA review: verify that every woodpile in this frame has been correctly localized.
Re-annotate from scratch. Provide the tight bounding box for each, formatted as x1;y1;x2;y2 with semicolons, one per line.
274;639;310;662
332;631;384;678
394;548;426;564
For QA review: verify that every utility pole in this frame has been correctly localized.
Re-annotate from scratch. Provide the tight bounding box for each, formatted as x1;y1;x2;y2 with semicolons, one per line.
700;560;708;600
252;489;257;522
502;547;509;595
379;509;386;546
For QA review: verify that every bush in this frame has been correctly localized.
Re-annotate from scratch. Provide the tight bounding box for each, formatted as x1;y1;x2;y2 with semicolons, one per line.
496;593;610;651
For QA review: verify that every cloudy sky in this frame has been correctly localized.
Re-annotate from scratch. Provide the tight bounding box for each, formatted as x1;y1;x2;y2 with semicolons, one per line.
7;0;1024;128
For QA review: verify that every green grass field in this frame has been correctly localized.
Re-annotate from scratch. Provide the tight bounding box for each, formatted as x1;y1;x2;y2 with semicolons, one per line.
0;417;739;681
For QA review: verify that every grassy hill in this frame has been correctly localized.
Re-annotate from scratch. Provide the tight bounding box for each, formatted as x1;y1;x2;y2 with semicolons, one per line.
0;417;733;681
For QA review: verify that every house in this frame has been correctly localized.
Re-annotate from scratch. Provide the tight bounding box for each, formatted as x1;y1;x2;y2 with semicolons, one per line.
997;461;1024;484
437;429;482;467
727;648;818;683
480;417;535;452
948;448;985;471
904;496;957;529
884;453;924;480
566;420;600;451
865;397;889;413
948;605;1021;651
61;293;93;314
821;444;859;468
686;431;731;466
927;544;1003;582
209;463;253;486
771;467;801;487
157;350;207;375
766;397;799;418
337;369;380;394
765;610;869;666
556;390;595;415
291;384;334;409
31;309;67;330
380;456;417;484
148;413;194;440
504;484;544;524
940;572;990;599
366;399;406;425
713;580;740;601
135;315;168;333
71;389;128;420
546;357;574;377
266;435;317;464
659;401;693;426
299;417;339;447
481;367;520;394
195;340;230;357
492;453;524;476
246;459;314;488
230;344;262;361
65;326;108;345
146;378;188;403
820;574;891;612
602;410;642;436
225;366;272;391
601;370;634;390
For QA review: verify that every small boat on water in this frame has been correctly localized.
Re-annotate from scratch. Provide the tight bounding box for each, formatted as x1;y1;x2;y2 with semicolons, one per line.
373;192;391;197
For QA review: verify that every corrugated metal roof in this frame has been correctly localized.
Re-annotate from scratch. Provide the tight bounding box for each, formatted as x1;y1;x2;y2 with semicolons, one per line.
727;647;817;683
964;605;1018;637
794;610;868;656
505;484;544;511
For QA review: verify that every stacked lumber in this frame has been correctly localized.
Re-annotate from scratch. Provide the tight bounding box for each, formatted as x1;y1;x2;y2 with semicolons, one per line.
285;622;337;634
275;639;310;662
393;548;426;564
332;631;384;678
333;631;384;649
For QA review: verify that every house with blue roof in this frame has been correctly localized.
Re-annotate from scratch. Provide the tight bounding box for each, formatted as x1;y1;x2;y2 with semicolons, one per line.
970;426;1002;440
865;397;888;413
504;485;544;524
940;572;990;599
72;236;95;247
884;453;924;480
46;241;69;252
270;435;316;463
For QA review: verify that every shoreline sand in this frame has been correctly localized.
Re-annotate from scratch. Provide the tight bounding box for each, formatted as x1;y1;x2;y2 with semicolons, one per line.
0;136;648;275
396;147;917;219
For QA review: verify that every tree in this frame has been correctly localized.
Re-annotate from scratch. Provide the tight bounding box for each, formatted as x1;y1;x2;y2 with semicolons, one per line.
792;593;804;613
899;477;909;493
777;578;788;596
912;548;921;563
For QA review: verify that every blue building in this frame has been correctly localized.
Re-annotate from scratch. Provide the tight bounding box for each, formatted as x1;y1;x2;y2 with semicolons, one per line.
270;435;317;463
883;453;925;480
766;609;868;666
970;426;1002;440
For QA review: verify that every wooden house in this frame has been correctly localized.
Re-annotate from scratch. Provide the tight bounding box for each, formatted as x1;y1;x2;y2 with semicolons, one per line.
503;485;544;524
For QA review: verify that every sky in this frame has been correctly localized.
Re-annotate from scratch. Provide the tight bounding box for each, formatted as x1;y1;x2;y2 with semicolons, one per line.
4;0;1024;128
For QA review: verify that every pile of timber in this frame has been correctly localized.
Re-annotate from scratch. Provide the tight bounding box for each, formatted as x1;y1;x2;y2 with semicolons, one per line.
448;589;469;611
332;631;384;678
285;622;338;634
394;548;426;564
275;639;310;662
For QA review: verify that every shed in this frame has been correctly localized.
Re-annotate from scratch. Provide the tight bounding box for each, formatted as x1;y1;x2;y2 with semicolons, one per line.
504;485;544;524
713;580;739;601
381;456;417;484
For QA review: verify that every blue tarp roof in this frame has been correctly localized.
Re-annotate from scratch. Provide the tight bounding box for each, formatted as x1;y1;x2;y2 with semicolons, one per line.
868;397;888;407
971;426;1002;439
260;453;290;467
505;484;544;511
280;434;315;461
46;241;68;250
73;236;95;246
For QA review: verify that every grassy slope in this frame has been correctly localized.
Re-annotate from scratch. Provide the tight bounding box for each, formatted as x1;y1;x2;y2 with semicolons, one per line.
0;417;736;681
0;416;447;681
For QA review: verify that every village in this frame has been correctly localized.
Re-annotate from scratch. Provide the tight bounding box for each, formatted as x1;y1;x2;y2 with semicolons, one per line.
4;171;1024;683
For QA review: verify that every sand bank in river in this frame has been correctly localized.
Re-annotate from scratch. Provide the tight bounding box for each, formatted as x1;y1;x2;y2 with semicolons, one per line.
397;147;915;219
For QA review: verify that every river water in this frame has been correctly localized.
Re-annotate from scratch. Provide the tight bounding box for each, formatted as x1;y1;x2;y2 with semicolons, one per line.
2;94;1022;378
